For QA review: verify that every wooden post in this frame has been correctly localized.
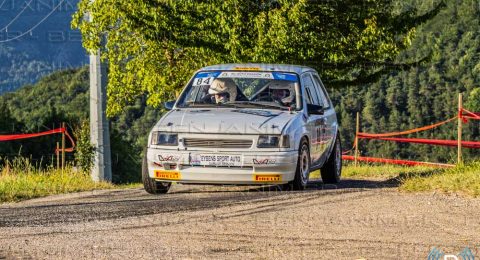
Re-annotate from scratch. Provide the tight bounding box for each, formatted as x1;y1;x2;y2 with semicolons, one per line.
458;94;463;166
56;142;60;169
61;122;66;171
354;112;360;167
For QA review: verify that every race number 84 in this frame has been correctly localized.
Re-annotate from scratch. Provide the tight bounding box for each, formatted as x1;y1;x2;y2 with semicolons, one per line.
193;77;215;86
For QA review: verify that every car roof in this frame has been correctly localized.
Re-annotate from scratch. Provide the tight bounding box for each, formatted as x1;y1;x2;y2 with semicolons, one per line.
199;63;316;75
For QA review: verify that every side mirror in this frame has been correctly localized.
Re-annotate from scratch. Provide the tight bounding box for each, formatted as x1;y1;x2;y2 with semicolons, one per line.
307;104;324;115
164;100;176;110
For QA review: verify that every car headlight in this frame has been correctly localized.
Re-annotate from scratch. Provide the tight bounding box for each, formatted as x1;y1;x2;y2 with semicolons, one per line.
257;135;290;148
151;132;178;146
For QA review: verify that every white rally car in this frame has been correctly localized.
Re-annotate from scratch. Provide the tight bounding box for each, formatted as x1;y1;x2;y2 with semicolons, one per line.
143;64;342;194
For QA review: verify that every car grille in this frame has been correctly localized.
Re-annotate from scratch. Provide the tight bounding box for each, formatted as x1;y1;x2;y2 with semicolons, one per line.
183;138;253;149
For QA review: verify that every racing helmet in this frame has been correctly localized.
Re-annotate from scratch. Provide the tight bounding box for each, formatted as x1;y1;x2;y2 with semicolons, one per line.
267;81;295;104
208;78;237;103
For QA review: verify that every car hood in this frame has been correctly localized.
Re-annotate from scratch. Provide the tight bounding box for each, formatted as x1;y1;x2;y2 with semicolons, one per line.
154;108;297;135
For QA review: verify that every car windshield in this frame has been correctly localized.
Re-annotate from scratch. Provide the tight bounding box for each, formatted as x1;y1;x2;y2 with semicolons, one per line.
177;71;301;110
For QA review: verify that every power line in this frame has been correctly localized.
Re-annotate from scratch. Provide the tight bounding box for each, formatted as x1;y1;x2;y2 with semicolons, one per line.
0;0;66;43
0;0;35;32
0;0;7;10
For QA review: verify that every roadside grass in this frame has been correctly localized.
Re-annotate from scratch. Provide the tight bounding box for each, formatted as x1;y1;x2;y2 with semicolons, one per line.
2;156;479;202
0;157;140;203
342;164;436;179
343;162;480;197
401;162;480;197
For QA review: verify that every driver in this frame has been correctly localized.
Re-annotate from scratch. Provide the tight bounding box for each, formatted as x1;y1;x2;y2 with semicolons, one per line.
208;78;237;104
267;81;295;106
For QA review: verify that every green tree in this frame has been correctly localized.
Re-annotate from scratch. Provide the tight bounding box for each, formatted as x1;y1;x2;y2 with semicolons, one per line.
466;88;480;112
72;0;444;116
74;120;94;172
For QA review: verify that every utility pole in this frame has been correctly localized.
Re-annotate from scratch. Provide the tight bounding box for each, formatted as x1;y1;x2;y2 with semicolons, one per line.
89;6;112;182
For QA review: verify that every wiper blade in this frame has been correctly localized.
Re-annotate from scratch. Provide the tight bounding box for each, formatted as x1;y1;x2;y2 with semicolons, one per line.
180;103;213;108
182;102;238;108
230;101;288;110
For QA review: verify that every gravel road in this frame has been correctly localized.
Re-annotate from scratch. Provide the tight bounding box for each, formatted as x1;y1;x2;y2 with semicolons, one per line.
1;178;479;259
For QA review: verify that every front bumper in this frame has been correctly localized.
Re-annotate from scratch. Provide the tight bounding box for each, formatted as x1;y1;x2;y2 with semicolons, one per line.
146;149;298;184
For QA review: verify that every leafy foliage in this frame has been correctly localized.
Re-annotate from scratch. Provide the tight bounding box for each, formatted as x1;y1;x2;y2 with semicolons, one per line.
72;0;444;116
466;88;480;112
73;120;94;172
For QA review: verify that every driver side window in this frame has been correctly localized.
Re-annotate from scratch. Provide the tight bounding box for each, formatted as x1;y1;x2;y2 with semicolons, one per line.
312;74;330;109
186;85;214;104
301;74;320;106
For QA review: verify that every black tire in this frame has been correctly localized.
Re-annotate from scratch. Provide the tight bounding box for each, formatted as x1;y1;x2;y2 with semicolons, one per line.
142;154;171;194
320;134;342;184
285;139;310;191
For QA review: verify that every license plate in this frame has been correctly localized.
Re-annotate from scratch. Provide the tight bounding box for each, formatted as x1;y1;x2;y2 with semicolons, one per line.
154;170;181;180
190;154;242;167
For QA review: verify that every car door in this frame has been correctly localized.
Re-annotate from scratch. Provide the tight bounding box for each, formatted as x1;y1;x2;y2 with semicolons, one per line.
311;73;336;166
301;73;324;167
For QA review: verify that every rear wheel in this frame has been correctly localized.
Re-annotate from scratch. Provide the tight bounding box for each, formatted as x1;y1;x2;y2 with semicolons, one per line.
142;153;171;194
285;139;310;191
320;134;342;184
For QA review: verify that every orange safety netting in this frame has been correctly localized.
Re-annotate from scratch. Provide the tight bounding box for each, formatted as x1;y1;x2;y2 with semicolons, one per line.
0;128;65;141
344;106;479;167
56;130;76;153
342;155;455;168
462;108;480;121
357;116;458;138
359;136;480;149
342;137;357;155
0;127;75;153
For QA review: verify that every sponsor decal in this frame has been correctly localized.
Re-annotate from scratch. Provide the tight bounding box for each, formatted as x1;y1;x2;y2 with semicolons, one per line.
154;170;181;180
254;174;282;182
158;155;180;162
190;154;242;167
234;67;260;71
218;71;274;79
195;72;222;78
253;158;277;165
272;72;298;82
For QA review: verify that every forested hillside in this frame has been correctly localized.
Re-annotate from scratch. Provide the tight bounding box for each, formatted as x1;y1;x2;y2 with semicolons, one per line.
331;0;480;163
0;0;86;94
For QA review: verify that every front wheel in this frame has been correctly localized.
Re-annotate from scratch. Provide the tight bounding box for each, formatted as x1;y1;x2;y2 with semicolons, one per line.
284;139;310;191
142;153;171;194
320;134;342;184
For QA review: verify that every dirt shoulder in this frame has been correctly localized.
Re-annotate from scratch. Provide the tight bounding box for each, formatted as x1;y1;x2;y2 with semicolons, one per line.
1;179;479;259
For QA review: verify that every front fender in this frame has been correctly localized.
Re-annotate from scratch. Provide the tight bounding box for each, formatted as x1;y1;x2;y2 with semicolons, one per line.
282;113;310;150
